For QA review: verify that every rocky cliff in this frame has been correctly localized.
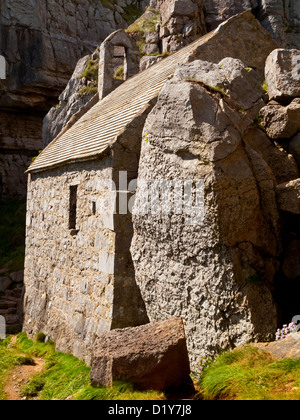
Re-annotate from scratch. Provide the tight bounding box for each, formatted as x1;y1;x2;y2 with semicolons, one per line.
0;0;146;199
203;0;300;50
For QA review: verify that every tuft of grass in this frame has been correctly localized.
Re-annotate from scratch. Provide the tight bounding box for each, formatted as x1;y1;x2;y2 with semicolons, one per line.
126;8;160;35
0;199;26;273
78;59;99;83
113;65;124;80
0;338;21;400
185;78;227;96
78;84;98;97
262;80;268;93
254;114;264;129
198;346;300;400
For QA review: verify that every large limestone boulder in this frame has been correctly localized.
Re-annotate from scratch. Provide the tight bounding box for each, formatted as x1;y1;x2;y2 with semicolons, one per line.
258;0;300;49
90;318;191;390
259;99;300;139
131;59;282;370
265;49;300;102
276;178;300;214
255;333;300;359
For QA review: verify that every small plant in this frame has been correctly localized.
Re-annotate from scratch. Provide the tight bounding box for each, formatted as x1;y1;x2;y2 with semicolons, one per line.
113;65;124;80
275;323;297;341
78;83;98;97
99;0;118;11
31;150;43;163
126;8;160;35
262;80;268;93
254;114;264;129
78;59;99;83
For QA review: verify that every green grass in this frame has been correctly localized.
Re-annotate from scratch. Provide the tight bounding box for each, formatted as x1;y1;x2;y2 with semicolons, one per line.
0;199;26;273
78;59;99;83
77;59;99;96
126;8;160;35
0;333;165;401
0;338;20;400
113;65;124;80
198;346;300;400
262;80;268;93
78;83;98;97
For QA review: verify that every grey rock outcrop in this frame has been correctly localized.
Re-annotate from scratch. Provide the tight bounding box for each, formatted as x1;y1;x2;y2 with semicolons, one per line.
203;0;259;31
265;49;300;101
203;0;300;49
90;318;191;390
0;271;24;333
255;333;300;359
43;52;99;147
276;178;300;215
0;0;142;198
0;0;131;112
258;0;300;49
259;99;300;140
131;58;283;369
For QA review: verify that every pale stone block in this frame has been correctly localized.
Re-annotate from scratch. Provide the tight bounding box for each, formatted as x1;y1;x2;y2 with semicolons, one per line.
99;252;115;275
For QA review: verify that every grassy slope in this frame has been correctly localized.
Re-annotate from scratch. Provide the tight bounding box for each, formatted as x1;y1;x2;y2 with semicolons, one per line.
198;345;300;400
0;334;165;401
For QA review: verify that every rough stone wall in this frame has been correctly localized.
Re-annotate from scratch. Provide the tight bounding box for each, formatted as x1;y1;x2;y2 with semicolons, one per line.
24;159;118;363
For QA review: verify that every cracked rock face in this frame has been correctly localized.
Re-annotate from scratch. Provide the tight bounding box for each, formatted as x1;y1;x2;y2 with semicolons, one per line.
0;0;129;111
0;0;136;198
203;0;300;49
131;59;282;369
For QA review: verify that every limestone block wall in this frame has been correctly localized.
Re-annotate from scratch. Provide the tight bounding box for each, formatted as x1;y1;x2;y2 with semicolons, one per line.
24;158;122;364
